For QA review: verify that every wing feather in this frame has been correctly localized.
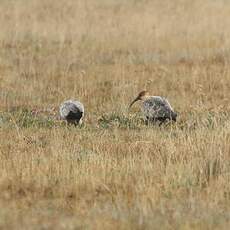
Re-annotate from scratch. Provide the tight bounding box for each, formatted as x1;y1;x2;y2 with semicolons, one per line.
143;96;175;119
59;100;84;121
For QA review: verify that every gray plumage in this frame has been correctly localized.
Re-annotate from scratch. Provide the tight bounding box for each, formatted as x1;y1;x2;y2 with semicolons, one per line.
142;96;177;123
59;99;84;125
129;91;177;125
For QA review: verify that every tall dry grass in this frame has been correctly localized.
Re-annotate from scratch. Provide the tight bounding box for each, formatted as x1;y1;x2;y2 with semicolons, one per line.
1;0;230;229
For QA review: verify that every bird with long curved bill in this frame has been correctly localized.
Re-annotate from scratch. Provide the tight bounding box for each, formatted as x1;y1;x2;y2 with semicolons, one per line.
129;90;177;125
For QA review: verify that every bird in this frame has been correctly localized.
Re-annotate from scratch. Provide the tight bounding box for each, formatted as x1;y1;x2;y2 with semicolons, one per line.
129;90;177;125
59;99;84;125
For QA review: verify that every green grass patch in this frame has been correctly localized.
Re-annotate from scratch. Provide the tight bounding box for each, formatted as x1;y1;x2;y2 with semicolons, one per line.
98;112;143;130
0;108;57;129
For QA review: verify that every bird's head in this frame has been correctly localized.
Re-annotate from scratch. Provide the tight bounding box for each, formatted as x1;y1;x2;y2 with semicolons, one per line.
129;90;149;108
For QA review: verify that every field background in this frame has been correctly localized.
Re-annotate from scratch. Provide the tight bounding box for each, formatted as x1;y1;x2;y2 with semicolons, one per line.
1;0;230;229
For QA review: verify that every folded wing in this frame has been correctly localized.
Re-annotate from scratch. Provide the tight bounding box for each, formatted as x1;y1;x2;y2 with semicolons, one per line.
143;96;177;121
59;100;84;124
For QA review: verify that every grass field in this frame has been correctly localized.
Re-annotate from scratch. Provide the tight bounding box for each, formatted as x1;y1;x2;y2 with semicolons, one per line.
1;0;230;229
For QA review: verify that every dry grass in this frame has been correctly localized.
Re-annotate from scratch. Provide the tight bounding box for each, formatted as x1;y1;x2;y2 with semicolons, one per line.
1;0;230;229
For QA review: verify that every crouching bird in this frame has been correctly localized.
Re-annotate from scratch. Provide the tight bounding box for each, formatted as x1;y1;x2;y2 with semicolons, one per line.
59;99;84;125
129;90;177;125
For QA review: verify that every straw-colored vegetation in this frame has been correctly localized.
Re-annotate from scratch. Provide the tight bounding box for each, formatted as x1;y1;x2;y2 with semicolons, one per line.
1;0;230;229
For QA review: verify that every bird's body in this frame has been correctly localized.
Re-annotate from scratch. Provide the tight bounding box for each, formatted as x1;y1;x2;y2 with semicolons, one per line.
129;91;177;125
59;100;84;125
142;96;177;123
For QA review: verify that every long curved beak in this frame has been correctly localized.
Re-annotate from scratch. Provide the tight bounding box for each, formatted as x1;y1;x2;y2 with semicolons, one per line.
129;97;139;108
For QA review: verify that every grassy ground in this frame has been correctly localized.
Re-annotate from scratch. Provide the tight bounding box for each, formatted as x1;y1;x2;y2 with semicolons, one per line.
1;0;230;229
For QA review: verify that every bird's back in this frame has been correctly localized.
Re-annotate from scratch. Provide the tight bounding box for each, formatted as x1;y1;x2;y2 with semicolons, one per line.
59;100;84;123
143;96;177;121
